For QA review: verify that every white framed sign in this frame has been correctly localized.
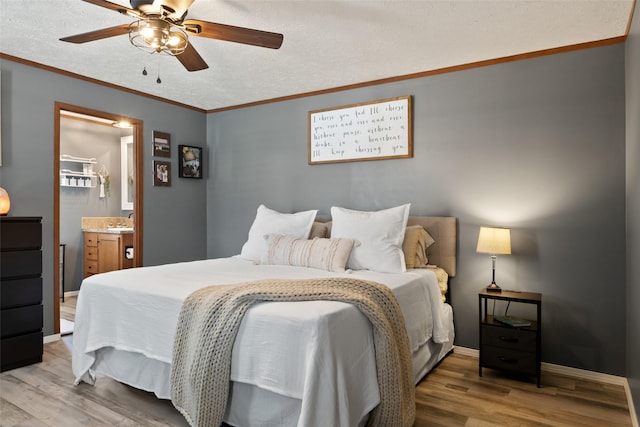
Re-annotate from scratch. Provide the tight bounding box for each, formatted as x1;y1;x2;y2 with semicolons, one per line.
308;95;412;164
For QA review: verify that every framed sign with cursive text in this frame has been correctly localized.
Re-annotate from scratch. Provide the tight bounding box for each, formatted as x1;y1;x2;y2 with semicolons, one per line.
308;95;412;164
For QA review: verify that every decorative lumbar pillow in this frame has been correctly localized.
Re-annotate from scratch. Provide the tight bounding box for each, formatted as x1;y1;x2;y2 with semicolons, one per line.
239;205;318;262
403;225;436;268
330;204;411;273
262;234;356;272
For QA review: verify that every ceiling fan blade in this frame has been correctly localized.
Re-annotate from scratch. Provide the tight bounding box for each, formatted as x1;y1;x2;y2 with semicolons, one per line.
183;19;283;49
60;24;131;44
176;43;209;72
81;0;139;17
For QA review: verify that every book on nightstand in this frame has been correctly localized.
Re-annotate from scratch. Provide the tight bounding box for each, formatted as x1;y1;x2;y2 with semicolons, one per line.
494;315;531;327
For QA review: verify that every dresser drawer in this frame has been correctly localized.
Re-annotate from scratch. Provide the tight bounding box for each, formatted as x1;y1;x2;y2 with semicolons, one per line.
1;331;43;372
0;220;42;250
85;247;98;261
481;345;537;376
84;232;99;247
1;305;43;338
0;250;43;279
84;260;98;276
482;324;536;353
0;277;42;309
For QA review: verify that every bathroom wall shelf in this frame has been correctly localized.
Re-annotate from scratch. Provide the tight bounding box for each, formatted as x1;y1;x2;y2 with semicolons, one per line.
60;155;97;188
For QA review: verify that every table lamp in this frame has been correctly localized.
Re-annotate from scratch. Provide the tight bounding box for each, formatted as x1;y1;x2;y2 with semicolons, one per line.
0;187;10;216
476;226;511;292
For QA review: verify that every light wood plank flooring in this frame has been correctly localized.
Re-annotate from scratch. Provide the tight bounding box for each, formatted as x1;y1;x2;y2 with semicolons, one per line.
0;297;633;426
59;296;76;323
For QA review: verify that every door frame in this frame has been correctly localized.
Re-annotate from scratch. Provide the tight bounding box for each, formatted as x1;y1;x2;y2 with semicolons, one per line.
53;102;144;334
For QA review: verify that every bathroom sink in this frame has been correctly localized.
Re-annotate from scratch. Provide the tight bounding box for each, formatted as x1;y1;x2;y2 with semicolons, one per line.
107;227;134;232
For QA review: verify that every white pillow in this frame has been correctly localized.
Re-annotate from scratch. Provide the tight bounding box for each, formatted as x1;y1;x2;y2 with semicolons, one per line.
330;204;411;273
240;205;318;262
262;234;356;272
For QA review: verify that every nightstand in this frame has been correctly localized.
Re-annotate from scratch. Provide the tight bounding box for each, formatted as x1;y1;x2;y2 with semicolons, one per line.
478;289;542;387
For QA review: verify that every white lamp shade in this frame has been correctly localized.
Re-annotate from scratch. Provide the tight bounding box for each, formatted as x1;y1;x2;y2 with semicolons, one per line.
476;226;511;255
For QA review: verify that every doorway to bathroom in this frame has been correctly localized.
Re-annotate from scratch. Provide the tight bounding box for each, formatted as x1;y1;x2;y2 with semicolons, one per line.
53;103;144;335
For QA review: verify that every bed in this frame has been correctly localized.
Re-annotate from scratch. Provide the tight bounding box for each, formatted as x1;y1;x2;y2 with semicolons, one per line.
72;204;457;427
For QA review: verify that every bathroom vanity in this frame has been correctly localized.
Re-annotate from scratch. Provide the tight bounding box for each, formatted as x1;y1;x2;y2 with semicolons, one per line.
83;230;134;277
82;217;134;278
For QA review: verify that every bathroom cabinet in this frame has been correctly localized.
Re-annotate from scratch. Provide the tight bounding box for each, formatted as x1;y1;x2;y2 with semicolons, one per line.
84;231;134;277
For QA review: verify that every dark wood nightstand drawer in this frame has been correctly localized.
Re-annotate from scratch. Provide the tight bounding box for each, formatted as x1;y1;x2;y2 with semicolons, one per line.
482;324;536;352
1;331;43;372
0;277;42;309
1;305;43;338
481;345;537;376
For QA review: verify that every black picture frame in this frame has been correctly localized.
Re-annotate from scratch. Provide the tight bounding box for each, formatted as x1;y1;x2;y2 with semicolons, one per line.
178;145;203;179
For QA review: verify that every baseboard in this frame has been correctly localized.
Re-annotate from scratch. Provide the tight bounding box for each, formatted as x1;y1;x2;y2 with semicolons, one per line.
44;333;60;344
454;346;626;384
453;345;638;426
63;290;79;298
625;380;640;427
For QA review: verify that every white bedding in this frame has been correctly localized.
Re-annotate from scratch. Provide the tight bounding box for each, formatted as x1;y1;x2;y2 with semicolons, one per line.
73;256;453;427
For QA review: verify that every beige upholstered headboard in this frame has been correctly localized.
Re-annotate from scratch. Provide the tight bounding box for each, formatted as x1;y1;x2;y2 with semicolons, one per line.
406;216;457;277
315;215;457;277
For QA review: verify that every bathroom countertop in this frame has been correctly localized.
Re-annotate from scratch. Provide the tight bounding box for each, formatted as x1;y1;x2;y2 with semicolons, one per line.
81;216;133;233
82;228;134;234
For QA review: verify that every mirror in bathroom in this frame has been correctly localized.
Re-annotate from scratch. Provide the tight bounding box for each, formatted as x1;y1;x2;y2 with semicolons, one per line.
121;135;134;210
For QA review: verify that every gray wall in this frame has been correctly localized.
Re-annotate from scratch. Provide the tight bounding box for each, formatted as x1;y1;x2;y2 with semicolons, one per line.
207;44;627;376
0;59;208;336
60;118;130;293
626;2;640;419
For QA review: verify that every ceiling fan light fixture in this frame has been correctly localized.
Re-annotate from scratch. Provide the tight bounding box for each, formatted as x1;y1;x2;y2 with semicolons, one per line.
129;19;188;56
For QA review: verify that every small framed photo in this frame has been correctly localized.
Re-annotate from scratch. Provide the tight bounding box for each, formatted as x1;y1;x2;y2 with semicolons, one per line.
153;160;171;187
153;131;171;158
178;145;203;179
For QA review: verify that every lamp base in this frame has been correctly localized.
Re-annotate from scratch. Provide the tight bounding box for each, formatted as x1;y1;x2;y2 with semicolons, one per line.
485;282;502;292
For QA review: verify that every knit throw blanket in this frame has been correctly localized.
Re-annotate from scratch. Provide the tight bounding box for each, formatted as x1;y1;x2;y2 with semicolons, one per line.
170;277;416;427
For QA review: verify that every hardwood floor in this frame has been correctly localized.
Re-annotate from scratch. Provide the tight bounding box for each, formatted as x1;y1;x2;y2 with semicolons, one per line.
59;295;76;323
416;355;632;427
0;297;633;426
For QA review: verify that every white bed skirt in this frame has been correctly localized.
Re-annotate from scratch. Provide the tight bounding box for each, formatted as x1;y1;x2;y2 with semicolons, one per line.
88;303;454;426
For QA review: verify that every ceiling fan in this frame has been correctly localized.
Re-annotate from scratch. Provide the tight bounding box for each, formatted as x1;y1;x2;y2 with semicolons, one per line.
60;0;284;72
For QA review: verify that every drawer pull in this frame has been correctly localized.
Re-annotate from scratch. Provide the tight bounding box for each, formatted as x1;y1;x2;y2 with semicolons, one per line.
499;336;519;343
498;356;518;364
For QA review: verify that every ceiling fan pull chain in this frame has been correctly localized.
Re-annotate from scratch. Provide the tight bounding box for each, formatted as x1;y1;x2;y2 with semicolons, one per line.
142;66;147;76
156;61;162;84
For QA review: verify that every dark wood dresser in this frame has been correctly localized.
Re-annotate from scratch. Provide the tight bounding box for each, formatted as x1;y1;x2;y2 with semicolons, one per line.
1;216;43;372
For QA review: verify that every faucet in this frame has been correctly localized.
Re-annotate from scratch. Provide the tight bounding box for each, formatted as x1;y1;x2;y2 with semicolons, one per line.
128;212;134;219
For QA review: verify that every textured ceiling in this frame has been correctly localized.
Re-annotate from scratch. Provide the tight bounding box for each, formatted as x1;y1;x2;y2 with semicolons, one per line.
0;0;634;111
